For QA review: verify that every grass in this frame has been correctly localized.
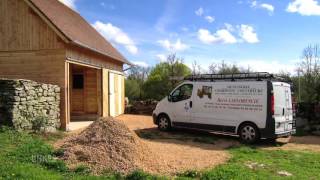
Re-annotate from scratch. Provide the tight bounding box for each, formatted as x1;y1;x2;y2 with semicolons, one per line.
0;126;320;179
0;126;165;180
178;146;320;180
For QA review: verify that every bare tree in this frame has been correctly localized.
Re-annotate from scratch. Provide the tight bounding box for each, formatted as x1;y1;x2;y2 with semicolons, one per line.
299;44;320;102
208;63;218;74
208;60;252;74
127;65;150;81
192;60;202;75
166;53;186;89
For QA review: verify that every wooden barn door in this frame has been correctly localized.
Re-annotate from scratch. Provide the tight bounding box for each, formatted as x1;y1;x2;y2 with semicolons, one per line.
109;72;124;117
109;72;116;117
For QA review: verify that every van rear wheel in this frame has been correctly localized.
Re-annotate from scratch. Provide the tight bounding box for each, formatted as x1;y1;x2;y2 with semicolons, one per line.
157;115;171;131
239;123;260;144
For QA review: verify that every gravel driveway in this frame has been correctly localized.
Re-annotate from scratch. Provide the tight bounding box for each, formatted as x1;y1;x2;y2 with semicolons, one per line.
117;114;238;174
117;114;320;174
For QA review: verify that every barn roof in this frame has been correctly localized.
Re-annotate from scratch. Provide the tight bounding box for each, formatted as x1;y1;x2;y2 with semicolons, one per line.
27;0;130;65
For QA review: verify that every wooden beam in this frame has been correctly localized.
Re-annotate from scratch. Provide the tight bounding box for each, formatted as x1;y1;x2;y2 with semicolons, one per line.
66;57;102;69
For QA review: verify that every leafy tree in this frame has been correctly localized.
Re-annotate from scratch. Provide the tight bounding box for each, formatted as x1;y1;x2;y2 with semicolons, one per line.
143;54;191;100
125;79;141;100
125;65;150;100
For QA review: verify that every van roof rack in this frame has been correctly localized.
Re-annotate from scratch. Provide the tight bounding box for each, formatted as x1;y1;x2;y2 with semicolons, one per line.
184;72;285;82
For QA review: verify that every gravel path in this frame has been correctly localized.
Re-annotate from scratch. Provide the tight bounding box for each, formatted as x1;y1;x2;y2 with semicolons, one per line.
56;114;320;175
117;114;238;174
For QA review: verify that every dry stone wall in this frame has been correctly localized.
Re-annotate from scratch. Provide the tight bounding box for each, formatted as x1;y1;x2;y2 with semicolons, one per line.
0;79;60;132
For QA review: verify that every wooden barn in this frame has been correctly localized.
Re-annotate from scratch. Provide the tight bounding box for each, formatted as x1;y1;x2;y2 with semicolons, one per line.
0;0;131;130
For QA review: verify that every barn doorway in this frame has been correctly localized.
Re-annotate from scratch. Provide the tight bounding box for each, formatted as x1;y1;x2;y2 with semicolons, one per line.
70;64;100;121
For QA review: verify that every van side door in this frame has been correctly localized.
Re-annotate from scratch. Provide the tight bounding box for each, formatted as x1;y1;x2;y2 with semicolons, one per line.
169;83;193;123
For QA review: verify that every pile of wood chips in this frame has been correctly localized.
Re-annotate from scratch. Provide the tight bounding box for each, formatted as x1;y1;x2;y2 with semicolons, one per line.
56;117;232;175
58;117;155;174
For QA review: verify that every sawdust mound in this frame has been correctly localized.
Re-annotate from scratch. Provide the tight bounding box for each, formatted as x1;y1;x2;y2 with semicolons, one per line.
60;117;154;174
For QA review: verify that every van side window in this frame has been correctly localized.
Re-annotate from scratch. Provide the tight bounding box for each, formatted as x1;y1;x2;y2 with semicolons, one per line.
171;84;193;102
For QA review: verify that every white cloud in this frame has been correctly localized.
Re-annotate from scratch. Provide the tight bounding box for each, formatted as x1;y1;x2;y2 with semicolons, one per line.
261;3;274;13
157;39;189;52
251;0;258;7
198;24;259;44
287;0;320;16
58;0;77;10
205;16;215;23
195;7;215;23
156;54;167;62
92;21;138;55
132;61;149;68
224;23;235;32
197;28;237;44
251;1;274;15
195;7;204;16
238;24;259;43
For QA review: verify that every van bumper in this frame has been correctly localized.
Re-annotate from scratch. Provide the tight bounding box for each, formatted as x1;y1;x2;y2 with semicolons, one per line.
260;128;296;139
275;129;296;138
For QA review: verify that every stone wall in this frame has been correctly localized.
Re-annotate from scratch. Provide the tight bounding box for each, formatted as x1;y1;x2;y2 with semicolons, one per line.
0;79;60;132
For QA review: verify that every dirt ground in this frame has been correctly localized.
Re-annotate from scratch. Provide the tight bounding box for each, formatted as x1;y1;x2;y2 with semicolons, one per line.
57;114;320;175
117;115;238;174
119;114;320;153
263;136;320;152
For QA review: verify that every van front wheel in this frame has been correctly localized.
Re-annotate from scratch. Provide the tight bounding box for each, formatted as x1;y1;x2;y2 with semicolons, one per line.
157;115;171;131
239;123;260;144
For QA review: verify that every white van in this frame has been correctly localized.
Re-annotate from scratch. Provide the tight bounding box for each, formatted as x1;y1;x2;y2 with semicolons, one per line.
152;73;296;143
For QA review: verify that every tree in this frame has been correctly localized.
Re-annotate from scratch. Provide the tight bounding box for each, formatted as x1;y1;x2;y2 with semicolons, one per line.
208;60;242;74
192;60;202;75
125;65;150;100
298;44;320;103
143;54;191;100
125;79;140;100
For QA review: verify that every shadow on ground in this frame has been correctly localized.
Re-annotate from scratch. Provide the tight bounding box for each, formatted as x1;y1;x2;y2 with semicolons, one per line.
134;127;310;149
135;127;240;150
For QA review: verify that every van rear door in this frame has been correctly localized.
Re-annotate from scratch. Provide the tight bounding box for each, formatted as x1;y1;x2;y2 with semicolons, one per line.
272;82;294;134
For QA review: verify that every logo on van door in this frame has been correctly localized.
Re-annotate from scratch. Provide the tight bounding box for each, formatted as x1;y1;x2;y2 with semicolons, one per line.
197;86;213;99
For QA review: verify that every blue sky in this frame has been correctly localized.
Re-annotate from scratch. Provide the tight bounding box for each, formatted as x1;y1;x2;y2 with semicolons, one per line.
60;0;320;73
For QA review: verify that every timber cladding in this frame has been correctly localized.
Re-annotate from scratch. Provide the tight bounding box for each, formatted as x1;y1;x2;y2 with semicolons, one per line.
0;0;127;130
66;45;123;72
0;0;65;51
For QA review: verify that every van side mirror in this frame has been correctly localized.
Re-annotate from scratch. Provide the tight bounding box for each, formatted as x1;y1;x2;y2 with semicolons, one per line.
168;95;172;102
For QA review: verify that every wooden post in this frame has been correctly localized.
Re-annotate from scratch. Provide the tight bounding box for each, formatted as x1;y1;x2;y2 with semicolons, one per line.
97;69;102;116
63;61;70;130
102;68;109;117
